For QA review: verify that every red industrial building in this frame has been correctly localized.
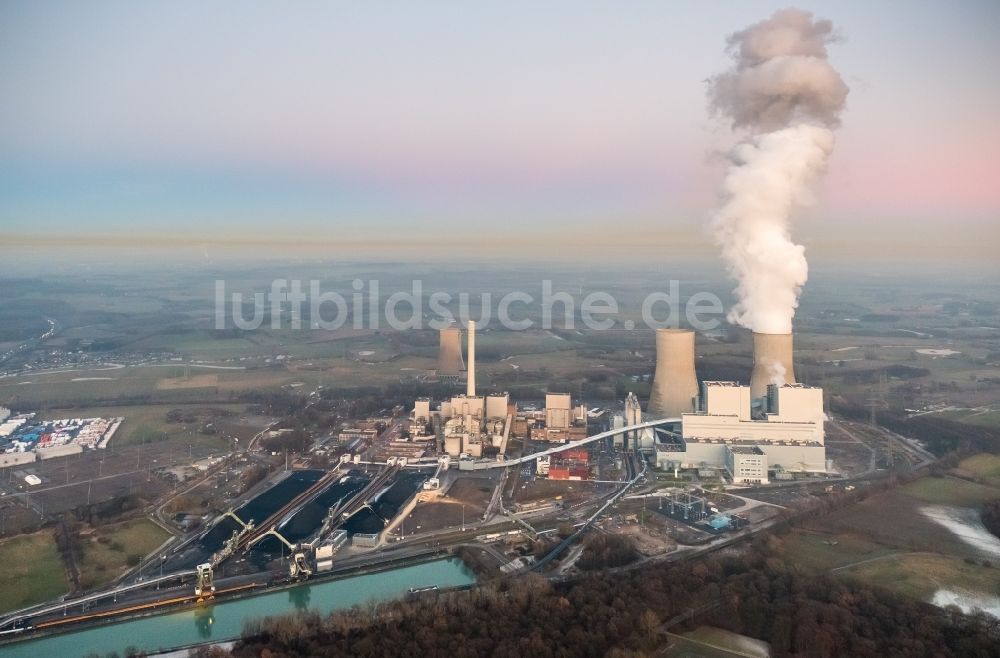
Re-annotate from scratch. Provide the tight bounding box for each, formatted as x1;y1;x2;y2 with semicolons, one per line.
547;448;590;480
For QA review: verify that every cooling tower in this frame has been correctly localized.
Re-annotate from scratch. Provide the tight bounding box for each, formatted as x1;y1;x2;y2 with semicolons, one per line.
466;321;476;397
437;326;464;375
749;332;796;400
647;329;699;418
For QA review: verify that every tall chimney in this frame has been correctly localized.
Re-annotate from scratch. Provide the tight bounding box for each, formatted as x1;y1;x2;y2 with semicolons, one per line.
647;328;698;418
466;321;476;397
749;332;796;400
437;326;464;375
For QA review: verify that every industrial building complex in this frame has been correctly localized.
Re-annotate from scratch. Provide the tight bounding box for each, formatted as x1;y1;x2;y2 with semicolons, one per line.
0;321;831;648
0;407;122;467
416;325;827;484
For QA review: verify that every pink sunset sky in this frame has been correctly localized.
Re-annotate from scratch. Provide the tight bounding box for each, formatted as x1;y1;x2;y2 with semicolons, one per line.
1;1;997;263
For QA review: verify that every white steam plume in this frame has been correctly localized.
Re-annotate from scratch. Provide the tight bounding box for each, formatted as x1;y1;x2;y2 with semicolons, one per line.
708;8;848;334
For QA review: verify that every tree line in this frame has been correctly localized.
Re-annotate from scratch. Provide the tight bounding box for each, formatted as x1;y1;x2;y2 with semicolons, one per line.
223;539;999;658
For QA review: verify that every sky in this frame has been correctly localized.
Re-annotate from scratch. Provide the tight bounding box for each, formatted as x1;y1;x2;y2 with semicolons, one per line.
1;1;998;263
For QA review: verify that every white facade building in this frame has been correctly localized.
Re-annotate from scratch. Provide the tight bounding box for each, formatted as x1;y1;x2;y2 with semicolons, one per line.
545;393;572;429
658;381;827;479
682;382;824;444
725;446;768;484
486;393;510;419
413;398;432;424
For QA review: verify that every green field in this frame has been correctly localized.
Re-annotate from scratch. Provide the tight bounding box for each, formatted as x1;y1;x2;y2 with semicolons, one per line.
898;475;1000;507
0;532;70;613
39;403;244;449
843;553;1000;601
77;519;171;590
783;528;1000;603
779;530;895;571
0;360;305;407
814;474;1000;558
952;453;1000;488
785;468;1000;606
938;407;1000;431
129;331;259;353
960;411;1000;430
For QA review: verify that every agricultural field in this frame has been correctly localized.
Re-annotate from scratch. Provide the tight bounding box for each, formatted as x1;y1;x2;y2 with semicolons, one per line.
38;403;251;449
785;465;1000;609
77;519;171;590
779;529;895;572
845;553;1000;602
127;330;261;355
813;477;999;559
950;453;1000;488
0;362;312;407
0;532;70;613
898;474;999;507
958;409;1000;430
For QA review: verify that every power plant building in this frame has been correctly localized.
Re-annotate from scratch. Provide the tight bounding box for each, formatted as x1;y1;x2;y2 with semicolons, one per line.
683;382;823;444
430;323;515;459
724;446;768;484
657;381;826;475
539;392;587;442
413;398;432;424
486;393;510;419
544;393;573;429
414;320;827;483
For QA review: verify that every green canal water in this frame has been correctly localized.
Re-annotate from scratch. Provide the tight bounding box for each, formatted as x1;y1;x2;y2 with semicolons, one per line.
3;558;475;658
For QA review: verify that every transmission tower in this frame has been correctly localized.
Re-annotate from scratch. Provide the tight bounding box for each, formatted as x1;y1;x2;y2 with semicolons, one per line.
868;372;892;470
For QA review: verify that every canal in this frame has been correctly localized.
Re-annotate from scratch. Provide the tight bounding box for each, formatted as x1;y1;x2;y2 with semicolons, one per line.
3;558;475;658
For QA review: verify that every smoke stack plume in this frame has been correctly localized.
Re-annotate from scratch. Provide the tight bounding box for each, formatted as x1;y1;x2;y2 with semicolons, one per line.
437;326;464;375
708;9;848;335
647;329;699;418
750;332;796;399
466;321;476;397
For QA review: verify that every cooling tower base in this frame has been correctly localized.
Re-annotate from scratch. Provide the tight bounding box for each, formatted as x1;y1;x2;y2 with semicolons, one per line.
647;328;699;418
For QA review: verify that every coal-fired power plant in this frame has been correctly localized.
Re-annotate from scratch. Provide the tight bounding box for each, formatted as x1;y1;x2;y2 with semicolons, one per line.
749;332;797;401
437;326;465;375
647;329;699;418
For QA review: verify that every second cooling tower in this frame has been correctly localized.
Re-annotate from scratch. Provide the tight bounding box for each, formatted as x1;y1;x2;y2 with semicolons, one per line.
749;332;796;400
437;326;465;375
647;329;698;418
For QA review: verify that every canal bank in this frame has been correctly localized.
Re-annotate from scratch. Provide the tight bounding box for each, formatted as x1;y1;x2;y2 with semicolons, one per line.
1;557;476;658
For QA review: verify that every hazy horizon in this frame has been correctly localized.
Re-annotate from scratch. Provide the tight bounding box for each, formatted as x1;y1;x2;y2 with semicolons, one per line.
2;0;998;265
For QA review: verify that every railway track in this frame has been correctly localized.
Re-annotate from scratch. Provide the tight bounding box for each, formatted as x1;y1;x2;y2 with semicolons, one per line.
31;583;260;631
